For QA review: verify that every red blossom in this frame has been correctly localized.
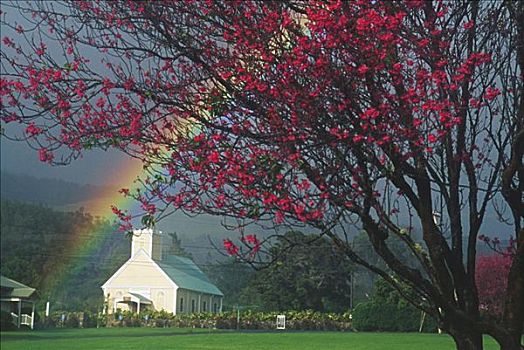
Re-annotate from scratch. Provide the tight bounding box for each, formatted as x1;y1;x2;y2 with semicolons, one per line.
476;254;512;317
2;37;14;46
463;20;475;30
38;148;54;163
35;43;47;56
357;64;369;75
111;205;123;216
484;87;501;101
207;151;220;163
242;234;261;254
141;203;156;215
223;239;239;256
25;123;43;136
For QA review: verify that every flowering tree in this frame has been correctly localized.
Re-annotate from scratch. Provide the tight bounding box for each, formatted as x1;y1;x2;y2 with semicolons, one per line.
1;1;523;349
475;254;512;319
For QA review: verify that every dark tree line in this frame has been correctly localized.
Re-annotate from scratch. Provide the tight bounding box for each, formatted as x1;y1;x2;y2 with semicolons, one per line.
0;200;128;311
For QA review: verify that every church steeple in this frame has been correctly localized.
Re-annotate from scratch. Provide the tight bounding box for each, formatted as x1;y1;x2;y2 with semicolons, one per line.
131;228;163;260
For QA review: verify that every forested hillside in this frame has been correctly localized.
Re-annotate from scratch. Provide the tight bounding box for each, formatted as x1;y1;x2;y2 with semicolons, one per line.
0;200;129;311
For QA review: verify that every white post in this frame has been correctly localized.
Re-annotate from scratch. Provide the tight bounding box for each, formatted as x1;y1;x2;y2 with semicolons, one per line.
236;305;240;330
437;307;442;334
419;311;426;333
31;302;35;330
219;298;223;313
17;300;22;328
45;301;50;317
198;294;201;313
137;302;140;315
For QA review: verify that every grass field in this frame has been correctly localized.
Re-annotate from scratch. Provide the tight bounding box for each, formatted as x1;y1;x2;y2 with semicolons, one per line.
0;328;504;350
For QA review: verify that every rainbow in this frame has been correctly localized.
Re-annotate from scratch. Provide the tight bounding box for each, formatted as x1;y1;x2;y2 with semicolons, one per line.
44;156;145;306
47;118;204;308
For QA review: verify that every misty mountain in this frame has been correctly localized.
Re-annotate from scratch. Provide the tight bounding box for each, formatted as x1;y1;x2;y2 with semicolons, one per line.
1;170;509;264
1;171;112;206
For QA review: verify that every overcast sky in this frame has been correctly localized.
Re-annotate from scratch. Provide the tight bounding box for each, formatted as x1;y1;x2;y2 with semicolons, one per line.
1;137;136;186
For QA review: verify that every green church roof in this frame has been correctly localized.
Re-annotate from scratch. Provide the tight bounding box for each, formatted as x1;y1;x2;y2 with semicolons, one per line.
154;255;223;296
0;275;36;299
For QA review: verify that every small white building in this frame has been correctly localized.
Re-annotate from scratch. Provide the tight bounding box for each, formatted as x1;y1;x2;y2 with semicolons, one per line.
0;275;36;329
101;229;223;314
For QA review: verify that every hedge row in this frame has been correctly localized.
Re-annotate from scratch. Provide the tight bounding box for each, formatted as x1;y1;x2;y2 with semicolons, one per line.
42;311;101;328
352;302;438;332
42;310;352;331
15;307;437;332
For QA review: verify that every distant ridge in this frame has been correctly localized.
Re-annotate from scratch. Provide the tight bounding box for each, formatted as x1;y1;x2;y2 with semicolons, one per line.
0;171;114;207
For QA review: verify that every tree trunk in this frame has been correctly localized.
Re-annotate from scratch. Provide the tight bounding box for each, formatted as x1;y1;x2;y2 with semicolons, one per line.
497;337;524;350
449;325;483;350
491;328;524;350
448;317;524;350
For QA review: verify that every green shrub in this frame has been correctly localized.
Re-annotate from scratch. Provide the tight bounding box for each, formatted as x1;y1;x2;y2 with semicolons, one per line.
352;301;437;332
64;313;79;328
38;309;356;331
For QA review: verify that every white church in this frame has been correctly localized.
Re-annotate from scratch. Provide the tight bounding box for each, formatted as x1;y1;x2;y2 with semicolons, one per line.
101;229;223;314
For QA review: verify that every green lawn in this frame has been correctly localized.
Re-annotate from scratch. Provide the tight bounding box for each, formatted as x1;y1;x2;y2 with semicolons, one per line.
0;328;502;350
